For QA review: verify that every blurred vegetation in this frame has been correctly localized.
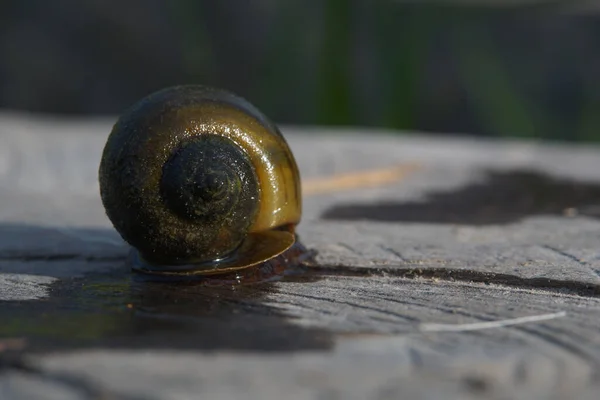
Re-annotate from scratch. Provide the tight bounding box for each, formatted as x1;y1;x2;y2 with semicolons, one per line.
1;0;600;141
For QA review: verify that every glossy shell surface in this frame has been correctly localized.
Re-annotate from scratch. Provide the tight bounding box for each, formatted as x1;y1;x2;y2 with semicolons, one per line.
99;85;302;274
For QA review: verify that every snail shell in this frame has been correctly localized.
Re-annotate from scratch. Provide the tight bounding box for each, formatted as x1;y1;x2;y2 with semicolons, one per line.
99;85;302;275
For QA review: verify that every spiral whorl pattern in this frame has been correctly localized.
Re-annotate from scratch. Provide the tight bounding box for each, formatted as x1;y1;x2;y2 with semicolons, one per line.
161;135;258;225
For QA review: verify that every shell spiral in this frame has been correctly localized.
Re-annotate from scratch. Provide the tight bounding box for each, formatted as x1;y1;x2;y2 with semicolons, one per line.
98;85;301;273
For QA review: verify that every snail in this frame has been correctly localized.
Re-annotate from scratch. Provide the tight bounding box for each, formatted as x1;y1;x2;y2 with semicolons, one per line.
99;85;307;277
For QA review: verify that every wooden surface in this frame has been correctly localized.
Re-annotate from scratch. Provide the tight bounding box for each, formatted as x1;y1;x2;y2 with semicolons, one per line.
1;111;600;399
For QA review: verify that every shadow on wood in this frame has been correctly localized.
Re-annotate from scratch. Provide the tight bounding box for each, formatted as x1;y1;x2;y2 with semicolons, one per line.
321;169;600;225
0;223;333;353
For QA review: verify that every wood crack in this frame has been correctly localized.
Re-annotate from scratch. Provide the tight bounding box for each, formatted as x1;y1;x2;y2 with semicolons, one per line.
276;291;420;323
539;245;588;265
379;246;407;262
514;325;598;367
307;264;600;298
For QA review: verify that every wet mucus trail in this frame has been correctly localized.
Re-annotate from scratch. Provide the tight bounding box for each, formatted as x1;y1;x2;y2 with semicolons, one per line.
0;264;331;353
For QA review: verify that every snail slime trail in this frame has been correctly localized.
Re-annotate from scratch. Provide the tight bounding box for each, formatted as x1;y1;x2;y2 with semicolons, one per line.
99;85;309;284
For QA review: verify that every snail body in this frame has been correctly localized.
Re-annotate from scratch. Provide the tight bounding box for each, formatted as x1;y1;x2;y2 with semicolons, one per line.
99;85;302;275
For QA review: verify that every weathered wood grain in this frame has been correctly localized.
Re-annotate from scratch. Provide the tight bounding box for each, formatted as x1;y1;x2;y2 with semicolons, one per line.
2;112;600;399
23;275;600;399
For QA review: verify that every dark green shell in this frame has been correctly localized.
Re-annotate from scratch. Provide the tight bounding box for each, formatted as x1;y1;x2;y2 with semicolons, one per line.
99;85;302;274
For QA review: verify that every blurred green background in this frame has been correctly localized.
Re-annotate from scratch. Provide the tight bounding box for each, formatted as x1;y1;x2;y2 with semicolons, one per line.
1;0;599;141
